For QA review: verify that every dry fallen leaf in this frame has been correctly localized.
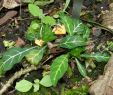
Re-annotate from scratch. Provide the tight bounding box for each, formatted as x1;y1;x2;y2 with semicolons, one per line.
53;24;66;35
35;39;44;47
15;37;25;47
3;0;20;9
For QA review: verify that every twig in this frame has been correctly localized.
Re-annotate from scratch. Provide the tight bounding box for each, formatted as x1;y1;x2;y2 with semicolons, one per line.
82;19;113;34
0;65;37;95
0;55;53;95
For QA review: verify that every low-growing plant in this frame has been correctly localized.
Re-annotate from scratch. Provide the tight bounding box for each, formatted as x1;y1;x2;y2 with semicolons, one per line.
0;3;111;94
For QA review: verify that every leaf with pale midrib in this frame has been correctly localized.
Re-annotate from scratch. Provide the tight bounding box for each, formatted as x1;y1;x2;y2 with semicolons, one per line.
81;53;110;62
59;35;86;49
75;58;87;77
50;55;68;86
25;46;46;65
59;13;84;35
0;46;37;74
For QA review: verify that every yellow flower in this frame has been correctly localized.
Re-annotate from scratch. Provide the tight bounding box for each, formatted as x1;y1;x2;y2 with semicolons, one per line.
53;24;66;35
35;39;44;47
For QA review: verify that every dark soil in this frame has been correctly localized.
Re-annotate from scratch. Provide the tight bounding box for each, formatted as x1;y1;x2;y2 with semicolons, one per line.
0;0;113;95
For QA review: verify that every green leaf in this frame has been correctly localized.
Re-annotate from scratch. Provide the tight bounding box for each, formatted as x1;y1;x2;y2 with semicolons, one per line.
25;46;46;65
26;24;56;42
81;53;110;62
59;35;86;49
41;16;56;26
66;66;73;78
0;47;36;74
33;79;40;92
33;84;40;92
28;4;44;18
34;79;40;84
70;47;85;57
30;20;40;30
50;55;68;86
75;58;87;77
36;24;56;42
59;13;84;35
15;79;33;92
41;25;56;42
40;75;52;87
25;25;39;41
25;32;39;41
59;13;75;35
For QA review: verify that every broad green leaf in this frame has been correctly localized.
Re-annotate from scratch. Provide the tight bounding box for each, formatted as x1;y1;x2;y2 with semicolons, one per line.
25;46;46;65
15;79;33;92
72;19;84;34
25;26;39;41
41;16;56;26
81;53;110;62
30;20;40;30
41;25;56;42
0;47;36;74
59;35;86;49
40;75;52;87
50;55;68;86
70;47;85;57
28;4;44;18
26;24;56;42
36;24;56;42
75;58;87;77
25;32;39;41
59;13;84;35
59;13;75;35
